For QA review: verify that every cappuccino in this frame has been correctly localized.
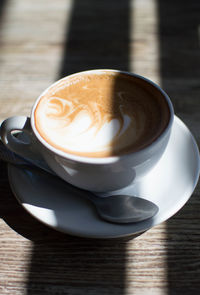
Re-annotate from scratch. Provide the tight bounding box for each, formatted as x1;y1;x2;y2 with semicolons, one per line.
35;71;170;157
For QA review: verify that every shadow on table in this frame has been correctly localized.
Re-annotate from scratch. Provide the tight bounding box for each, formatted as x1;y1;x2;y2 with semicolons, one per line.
158;0;200;293
59;0;131;77
0;0;5;26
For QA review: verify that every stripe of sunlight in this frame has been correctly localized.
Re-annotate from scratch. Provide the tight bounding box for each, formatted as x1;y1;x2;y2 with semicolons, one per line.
130;0;161;85
125;0;168;294
0;0;11;122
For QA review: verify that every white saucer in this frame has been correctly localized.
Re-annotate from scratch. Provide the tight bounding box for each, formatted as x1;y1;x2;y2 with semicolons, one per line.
7;116;200;239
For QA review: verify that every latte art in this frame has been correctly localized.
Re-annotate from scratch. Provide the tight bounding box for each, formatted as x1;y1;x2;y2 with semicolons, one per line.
35;72;170;157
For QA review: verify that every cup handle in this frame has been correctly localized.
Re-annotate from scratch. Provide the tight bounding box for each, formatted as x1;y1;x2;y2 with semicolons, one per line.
1;116;43;162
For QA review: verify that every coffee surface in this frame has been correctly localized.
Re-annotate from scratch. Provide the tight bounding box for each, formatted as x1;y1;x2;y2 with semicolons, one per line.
35;72;170;157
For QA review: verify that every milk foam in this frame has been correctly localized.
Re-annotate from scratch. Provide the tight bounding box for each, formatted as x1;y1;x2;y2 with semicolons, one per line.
36;95;138;155
35;72;169;157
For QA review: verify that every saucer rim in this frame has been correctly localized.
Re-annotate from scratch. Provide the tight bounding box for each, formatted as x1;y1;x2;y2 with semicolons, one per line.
7;116;200;239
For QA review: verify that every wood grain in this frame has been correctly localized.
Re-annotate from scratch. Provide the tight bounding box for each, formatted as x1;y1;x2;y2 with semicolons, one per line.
0;0;200;294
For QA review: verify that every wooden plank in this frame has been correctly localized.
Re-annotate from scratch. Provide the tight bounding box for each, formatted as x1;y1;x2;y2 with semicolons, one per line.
0;0;199;294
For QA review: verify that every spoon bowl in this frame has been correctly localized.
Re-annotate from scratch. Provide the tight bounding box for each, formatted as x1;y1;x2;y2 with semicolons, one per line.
86;194;159;223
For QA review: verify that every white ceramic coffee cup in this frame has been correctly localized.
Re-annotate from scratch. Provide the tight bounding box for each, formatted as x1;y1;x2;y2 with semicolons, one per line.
1;70;174;192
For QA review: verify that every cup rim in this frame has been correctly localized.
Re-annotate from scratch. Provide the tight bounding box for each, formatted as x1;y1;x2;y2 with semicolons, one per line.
31;69;174;164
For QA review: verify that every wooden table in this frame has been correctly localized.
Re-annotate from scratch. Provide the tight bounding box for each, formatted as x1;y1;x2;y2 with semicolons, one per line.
0;0;200;294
